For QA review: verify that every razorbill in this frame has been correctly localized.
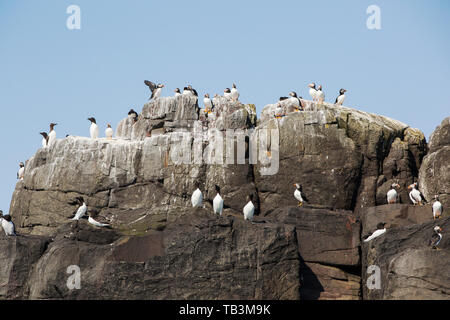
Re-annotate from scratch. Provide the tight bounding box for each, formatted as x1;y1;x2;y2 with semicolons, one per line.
429;226;443;249
105;124;114;140
231;83;239;101
432;195;443;220
243;194;255;222
0;212;16;236
191;182;203;208
40;132;49;148
213;185;223;216
363;223;387;242
17;162;25;180
335;89;347;106
72;197;87;220
317;85;325;103
48;123;57;146
387;182;400;204
204;94;214;113
88;117;99;139
408;182;425;206
294;183;308;207
144;80;164;100
308;83;318;102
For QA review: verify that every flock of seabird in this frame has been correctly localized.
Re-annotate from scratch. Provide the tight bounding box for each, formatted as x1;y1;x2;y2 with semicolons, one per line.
2;80;445;250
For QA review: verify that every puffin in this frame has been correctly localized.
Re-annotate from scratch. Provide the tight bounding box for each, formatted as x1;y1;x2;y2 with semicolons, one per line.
280;92;302;110
387;182;400;204
243;194;255;222
17;162;25;180
274;103;284;119
144;80;164;100
183;86;192;95
204;94;214;113
316;85;325;103
48;123;57;146
294;183;308;206
408;182;425;206
308;83;318;102
0;212;16;236
363;222;387;242
213;185;224;216
191;182;203;208
40;132;49;148
128;109;138;123
72;197;87;220
432;195;443;220
429;226;443;249
231;83;239;101
174;88;181;97
105;124;114;140
335;89;347;106
188;85;198;97
224;88;232;99
88;117;99;139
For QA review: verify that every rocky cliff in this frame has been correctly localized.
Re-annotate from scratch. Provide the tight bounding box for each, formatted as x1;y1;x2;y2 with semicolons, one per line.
1;96;448;300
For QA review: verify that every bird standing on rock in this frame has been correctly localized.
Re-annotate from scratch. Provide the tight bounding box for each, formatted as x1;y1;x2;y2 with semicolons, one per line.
294;183;307;207
408;182;425;206
174;88;181;97
105;124;114;140
317;85;325;103
224;88;232;99
191;182;203;208
48;123;57;146
308;83;318;102
243;194;255;222
387;182;400;204
429;226;443;249
0;212;17;236
432;195;443;220
213;185;223;216
144;80;164;100
88;117;99;139
72;197;87;220
128;109;138;123
40;132;49;148
335;89;347;106
231;83;239;101
17;162;25;180
204;94;214;113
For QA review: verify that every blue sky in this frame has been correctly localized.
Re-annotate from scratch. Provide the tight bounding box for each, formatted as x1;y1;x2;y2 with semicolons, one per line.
0;0;449;213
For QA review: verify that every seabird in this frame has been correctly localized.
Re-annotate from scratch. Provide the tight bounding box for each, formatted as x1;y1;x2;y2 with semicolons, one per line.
40;132;49;148
88;117;99;139
183;86;192;96
429;226;443;249
105;124;114;140
335;89;347;106
213;185;223;216
72;197;87;220
408;182;425;206
274;103;285;119
224;88;232;99
308;83;318;102
294;183;308;206
432;195;443;220
188;85;198;97
144;80;164;100
0;212;16;236
174;88;181;97
282;92;303;111
191;182;203;208
363;222;387;242
231;83;239;101
88;211;110;227
204;94;214;113
128;109;138;123
387;182;400;204
243;194;255;222
17;162;25;180
48;123;57;146
317;85;325;103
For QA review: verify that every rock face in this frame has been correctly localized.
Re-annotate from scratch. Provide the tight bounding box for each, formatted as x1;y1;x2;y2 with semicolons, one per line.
419;117;450;209
5;95;448;300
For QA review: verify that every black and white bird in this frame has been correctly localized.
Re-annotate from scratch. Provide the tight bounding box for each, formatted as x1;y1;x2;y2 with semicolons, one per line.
231;83;239;101
88;117;99;139
203;94;214;112
280;92;302;110
0;212;16;236
72;197;87;220
243;194;255;222
317;85;325;103
105;124;114;140
363;222;387;242
308;83;318;102
128;109;138;123
335;89;347;106
432;195;443;220
191;182;203;208
17;162;25;180
48;123;57;146
88;211;110;227
40;132;49;148
174;88;181;97
224;88;232;99
408;182;425;206
429;226;443;249
144;80;164;100
387;182;400;204
293;183;308;206
213;185;224;216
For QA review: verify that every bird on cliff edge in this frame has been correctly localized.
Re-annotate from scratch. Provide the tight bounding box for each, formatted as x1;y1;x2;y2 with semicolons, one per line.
183;85;198;97
204;94;214;113
40;132;49;148
72;197;87;220
17;162;25;180
294;183;308;207
224;88;232;99
387;182;400;204
213;185;223;216
432;195;443;220
128;109;138;123
408;182;426;206
317;85;325;103
105;124;114;140
429;226;443;249
363;222;387;242
0;211;17;236
231;83;239;102
144;80;164;100
191;182;203;208
335;89;347;106
280;92;303;111
243;194;255;222
88;210;110;228
88;117;99;139
174;88;181;97
308;83;318;102
48;123;57;146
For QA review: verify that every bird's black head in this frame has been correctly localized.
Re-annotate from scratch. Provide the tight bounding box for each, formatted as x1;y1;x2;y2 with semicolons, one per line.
232;83;237;89
204;93;210;98
174;88;180;93
340;89;347;94
317;85;323;91
224;88;231;93
194;181;200;189
308;83;316;89
19;162;24;168
49;123;57;130
128;109;137;115
3;215;12;222
215;185;220;193
247;194;253;202
377;222;386;229
88;117;96;124
290;92;298;98
39;132;48;138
